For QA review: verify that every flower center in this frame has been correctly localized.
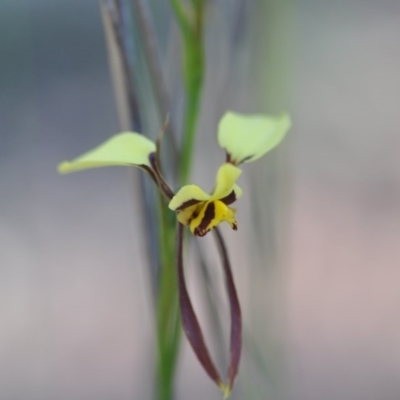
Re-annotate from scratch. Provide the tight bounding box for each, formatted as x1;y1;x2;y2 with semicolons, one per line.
190;200;237;237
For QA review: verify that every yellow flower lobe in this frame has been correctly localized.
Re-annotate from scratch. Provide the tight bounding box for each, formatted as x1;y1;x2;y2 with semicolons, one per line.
189;200;237;237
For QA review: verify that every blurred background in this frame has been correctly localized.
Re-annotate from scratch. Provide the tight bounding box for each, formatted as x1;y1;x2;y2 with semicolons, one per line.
1;1;400;399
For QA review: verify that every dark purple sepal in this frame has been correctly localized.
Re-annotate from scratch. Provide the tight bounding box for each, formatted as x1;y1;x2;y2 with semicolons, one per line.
214;227;242;396
176;223;224;388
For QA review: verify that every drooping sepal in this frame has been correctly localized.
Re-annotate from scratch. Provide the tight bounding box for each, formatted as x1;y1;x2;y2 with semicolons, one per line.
218;111;291;164
176;222;242;398
58;132;156;174
214;227;242;398
176;223;224;388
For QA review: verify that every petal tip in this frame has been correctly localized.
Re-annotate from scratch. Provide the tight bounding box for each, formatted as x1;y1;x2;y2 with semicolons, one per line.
220;383;231;399
58;162;72;174
279;112;292;129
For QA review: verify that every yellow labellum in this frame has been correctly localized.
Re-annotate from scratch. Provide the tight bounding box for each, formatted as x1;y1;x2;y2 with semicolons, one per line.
189;200;237;237
169;163;242;236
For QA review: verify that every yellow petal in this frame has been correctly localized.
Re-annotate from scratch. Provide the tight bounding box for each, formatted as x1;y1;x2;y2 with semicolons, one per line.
58;132;156;174
189;200;237;237
168;185;210;211
211;163;242;200
218;111;291;164
176;204;199;225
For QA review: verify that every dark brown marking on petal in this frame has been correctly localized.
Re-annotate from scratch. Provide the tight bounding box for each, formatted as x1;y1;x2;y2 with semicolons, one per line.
226;150;254;166
194;202;215;237
226;151;238;166
189;210;199;221
176;198;202;211
220;190;237;205
194;228;209;237
238;154;254;164
226;151;256;165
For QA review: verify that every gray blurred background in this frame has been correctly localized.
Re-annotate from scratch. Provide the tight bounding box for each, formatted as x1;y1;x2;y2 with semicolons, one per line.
1;1;400;399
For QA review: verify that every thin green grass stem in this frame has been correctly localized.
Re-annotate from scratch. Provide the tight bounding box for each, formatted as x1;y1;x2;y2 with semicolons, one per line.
169;0;204;184
155;2;205;399
179;85;202;184
156;194;180;400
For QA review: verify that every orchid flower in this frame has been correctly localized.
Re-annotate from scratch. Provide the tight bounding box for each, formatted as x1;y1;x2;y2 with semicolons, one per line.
169;163;242;237
58;111;291;398
168;111;291;238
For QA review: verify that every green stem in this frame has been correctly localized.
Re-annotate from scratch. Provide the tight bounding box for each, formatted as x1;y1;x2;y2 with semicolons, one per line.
156;196;180;400
169;0;205;184
169;0;191;35
179;83;202;184
155;2;205;399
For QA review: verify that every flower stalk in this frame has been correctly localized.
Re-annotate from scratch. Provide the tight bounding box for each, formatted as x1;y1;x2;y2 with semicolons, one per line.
153;122;179;400
156;203;180;400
